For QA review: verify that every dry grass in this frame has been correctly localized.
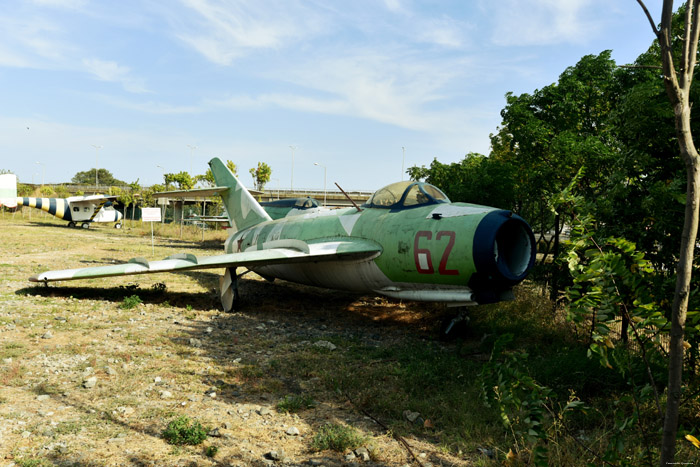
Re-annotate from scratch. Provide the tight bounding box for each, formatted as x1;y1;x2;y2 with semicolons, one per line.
0;215;475;466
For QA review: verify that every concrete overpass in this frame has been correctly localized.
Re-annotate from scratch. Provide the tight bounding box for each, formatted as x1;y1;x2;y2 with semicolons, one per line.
25;184;374;207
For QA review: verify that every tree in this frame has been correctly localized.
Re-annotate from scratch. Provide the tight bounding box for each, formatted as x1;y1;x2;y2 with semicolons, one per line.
249;162;271;191
164;172;194;190
71;168;125;186
636;1;700;463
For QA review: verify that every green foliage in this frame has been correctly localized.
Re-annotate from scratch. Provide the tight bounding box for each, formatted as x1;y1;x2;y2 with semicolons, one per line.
53;185;71;198
205;445;218;457
480;334;584;465
310;423;367;452
72;168;126;186
249;161;272;191
276;394;315;413
141;183;165;206
164;171;194;190
408;153;516;209
562;187;668;465
162;415;208;445
119;295;142;310
15;458;51;467
39;185;54;197
17;184;32;197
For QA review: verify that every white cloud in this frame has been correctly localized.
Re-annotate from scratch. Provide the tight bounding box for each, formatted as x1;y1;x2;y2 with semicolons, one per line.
383;0;404;13
417;16;469;48
0;16;74;67
177;0;327;65
487;0;603;46
83;58;149;93
29;0;87;9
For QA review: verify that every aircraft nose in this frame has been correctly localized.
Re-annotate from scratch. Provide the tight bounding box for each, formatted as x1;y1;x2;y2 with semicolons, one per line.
472;210;536;286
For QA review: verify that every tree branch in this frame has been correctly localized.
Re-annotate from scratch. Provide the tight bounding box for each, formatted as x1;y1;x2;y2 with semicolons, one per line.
636;0;661;39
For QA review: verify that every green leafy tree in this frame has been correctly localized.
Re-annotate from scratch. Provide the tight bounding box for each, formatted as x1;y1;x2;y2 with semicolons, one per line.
249;162;271;191
53;185;71;198
17;184;32;197
635;1;700;462
142;183;165;206
164;171;194;190
71;168;126;186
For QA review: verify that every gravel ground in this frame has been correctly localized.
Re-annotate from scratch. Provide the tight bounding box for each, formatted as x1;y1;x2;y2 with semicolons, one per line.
0;217;467;467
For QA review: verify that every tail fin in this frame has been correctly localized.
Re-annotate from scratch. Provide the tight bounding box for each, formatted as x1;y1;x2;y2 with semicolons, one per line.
0;174;18;208
209;157;271;232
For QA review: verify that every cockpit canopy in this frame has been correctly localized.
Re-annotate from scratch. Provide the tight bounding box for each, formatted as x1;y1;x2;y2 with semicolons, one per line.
363;181;450;209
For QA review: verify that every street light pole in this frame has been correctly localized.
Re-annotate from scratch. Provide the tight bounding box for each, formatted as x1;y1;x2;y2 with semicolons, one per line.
314;162;327;206
289;145;296;192
92;145;102;187
35;161;44;186
402;146;405;181
156;165;166;223
187;145;197;174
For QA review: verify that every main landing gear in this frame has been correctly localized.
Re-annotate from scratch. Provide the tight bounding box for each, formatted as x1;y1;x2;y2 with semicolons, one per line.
439;307;471;340
220;267;255;312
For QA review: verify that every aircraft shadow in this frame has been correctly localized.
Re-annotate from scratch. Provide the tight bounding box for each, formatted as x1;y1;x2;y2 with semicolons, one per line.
17;274;462;465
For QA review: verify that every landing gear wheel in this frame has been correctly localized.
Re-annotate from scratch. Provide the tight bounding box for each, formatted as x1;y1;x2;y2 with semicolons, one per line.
68;221;76;228
115;222;122;229
81;222;90;229
219;267;241;312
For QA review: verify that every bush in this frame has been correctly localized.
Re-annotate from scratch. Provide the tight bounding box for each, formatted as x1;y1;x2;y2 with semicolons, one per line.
311;423;366;452
162;415;208;445
120;295;142;310
277;394;315;413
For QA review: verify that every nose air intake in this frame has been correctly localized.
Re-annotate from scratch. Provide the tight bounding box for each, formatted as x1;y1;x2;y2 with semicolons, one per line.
471;210;536;296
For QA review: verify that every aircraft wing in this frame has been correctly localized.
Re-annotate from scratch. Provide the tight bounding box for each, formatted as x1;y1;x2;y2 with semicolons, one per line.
29;239;382;283
69;195;119;204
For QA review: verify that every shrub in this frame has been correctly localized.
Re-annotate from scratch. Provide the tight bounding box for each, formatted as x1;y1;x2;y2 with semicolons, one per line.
120;295;142;310
162;415;208;445
277;394;315;413
311;423;366;452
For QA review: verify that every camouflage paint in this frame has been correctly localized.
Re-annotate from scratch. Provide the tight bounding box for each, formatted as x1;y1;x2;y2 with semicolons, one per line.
31;157;535;306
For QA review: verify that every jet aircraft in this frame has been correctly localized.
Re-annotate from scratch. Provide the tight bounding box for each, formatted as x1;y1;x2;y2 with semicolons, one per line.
30;158;536;312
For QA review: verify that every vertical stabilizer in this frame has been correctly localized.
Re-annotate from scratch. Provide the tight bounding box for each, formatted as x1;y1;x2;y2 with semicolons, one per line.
0;174;18;208
209;158;271;232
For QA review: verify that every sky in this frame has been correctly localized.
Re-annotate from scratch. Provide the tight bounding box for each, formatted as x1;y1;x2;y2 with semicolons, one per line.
0;0;665;192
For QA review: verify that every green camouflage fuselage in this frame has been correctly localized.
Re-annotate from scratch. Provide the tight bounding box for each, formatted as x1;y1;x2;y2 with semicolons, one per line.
226;202;526;303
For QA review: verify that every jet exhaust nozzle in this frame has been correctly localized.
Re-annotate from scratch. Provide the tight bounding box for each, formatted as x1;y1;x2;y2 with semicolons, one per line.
472;210;536;288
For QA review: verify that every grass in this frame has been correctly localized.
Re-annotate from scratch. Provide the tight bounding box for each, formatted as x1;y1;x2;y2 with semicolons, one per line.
311;423;368;452
2;215;698;465
276;394;316;413
1;342;26;359
119;294;143;309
